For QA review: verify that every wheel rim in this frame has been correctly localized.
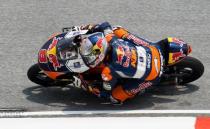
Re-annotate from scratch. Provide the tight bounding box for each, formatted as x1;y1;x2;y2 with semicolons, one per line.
177;67;193;83
36;70;52;82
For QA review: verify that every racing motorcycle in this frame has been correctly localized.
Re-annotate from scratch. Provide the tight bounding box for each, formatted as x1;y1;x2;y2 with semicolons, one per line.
27;27;204;94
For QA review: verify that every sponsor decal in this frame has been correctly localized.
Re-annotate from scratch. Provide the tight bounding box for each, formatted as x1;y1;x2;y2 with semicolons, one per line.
139;56;144;62
48;37;58;50
172;51;185;61
116;45;137;68
72;76;82;88
65;57;89;73
123;46;132;67
168;50;186;64
38;49;47;63
93;37;104;55
47;37;61;71
147;53;151;69
74;62;81;68
130;82;153;94
158;50;164;77
116;45;125;65
48;54;61;71
126;34;149;46
154;57;159;74
131;49;137;68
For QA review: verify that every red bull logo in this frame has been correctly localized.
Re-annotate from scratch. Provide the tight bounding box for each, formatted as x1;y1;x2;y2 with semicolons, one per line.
47;37;61;71
123;46;132;67
48;37;58;50
48;54;61;71
131;49;137;68
116;45;133;68
172;51;185;62
93;37;104;54
116;45;125;65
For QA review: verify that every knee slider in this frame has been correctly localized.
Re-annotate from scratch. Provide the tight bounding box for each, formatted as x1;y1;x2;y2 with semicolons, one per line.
111;85;134;102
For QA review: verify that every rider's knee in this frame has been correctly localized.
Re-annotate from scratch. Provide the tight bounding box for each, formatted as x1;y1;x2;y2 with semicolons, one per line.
111;85;135;103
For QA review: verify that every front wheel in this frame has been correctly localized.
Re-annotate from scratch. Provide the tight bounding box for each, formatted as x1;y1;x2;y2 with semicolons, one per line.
171;56;204;84
27;64;71;87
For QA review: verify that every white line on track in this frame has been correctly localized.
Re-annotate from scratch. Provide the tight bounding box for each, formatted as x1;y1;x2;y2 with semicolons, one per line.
0;117;196;129
1;110;210;117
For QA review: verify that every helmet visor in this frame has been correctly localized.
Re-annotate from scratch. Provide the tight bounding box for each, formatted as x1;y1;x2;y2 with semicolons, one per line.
82;52;97;65
57;38;78;61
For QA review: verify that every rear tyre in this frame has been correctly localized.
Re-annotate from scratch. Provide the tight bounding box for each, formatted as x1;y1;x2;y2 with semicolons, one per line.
172;56;204;84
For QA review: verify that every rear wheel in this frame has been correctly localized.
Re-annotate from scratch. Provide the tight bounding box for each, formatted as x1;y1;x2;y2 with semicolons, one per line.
27;64;71;87
171;56;204;84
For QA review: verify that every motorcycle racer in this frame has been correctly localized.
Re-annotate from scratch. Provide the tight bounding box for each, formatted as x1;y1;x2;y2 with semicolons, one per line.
56;22;191;105
81;22;163;104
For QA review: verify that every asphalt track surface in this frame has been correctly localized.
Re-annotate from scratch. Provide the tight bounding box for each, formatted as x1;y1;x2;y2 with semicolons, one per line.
0;0;210;112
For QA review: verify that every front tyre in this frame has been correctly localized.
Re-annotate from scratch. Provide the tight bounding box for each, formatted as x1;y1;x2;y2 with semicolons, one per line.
27;64;71;87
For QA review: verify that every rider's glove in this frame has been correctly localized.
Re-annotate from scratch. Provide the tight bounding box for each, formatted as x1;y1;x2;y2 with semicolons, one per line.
81;22;113;36
89;87;100;97
88;86;110;98
80;24;98;34
97;22;113;35
98;22;112;31
71;26;81;31
80;24;96;31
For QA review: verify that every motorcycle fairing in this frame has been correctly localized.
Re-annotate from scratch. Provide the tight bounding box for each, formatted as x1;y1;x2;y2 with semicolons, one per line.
167;37;192;65
38;33;71;79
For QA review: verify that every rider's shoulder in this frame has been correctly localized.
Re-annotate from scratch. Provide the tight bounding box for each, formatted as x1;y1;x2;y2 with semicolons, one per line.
112;25;123;31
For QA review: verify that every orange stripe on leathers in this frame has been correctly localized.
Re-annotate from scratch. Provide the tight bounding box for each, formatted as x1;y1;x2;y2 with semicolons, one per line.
44;71;64;80
146;46;161;81
195;117;210;129
113;27;129;38
112;85;134;102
